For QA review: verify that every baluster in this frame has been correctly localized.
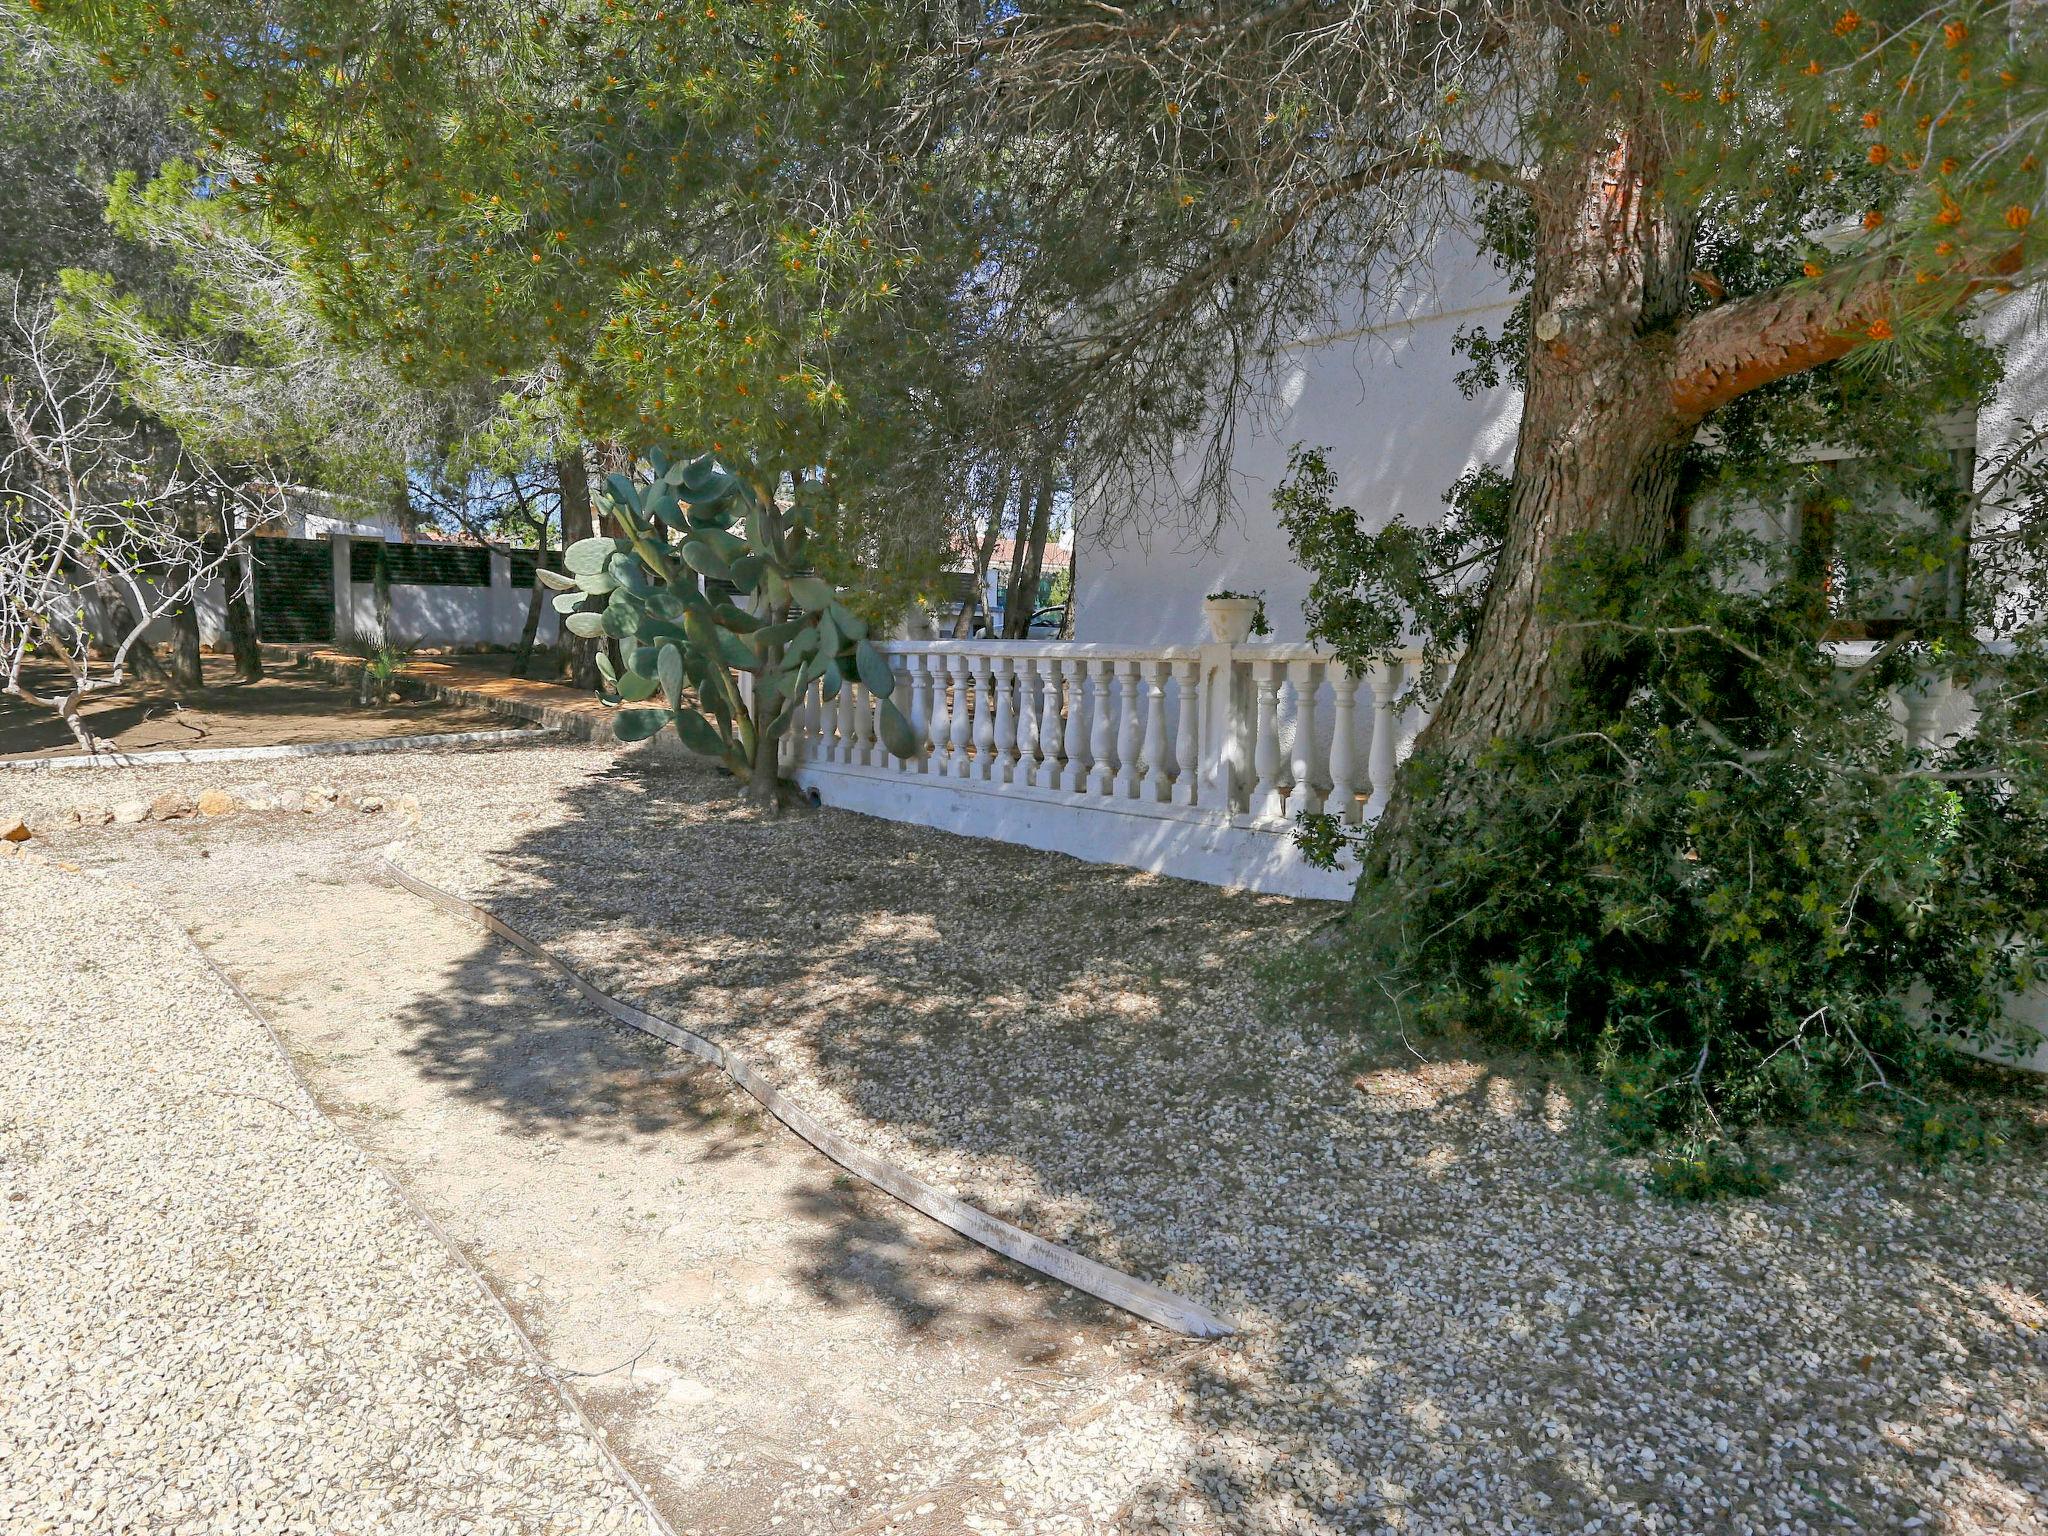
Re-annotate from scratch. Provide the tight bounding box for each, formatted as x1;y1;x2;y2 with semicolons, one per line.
1086;658;1116;796
908;654;935;773
1059;657;1089;791
1364;658;1403;821
927;654;954;776
1251;661;1284;821
836;676;859;766
1285;659;1322;819
1015;659;1042;786
947;653;973;779
787;675;809;763
859;678;880;766
879;663;906;771
992;656;1019;783
1171;657;1200;808
1326;662;1360;824
1035;660;1065;789
968;652;996;780
1112;660;1143;798
1140;659;1173;803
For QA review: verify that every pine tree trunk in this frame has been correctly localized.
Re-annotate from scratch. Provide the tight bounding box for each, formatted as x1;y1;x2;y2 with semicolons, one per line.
1002;475;1054;639
1374;132;1698;853
510;516;549;679
166;595;203;690
557;447;601;691
210;496;263;681
221;546;263;681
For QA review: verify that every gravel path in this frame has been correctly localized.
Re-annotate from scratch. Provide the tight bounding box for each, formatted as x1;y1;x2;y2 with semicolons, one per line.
8;741;2048;1536
0;847;658;1536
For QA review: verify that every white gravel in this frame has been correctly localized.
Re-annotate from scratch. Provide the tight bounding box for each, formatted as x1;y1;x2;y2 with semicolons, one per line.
0;845;660;1536
10;740;2048;1536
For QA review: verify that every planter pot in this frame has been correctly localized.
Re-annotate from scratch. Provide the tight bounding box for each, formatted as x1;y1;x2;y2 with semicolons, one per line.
1203;597;1261;646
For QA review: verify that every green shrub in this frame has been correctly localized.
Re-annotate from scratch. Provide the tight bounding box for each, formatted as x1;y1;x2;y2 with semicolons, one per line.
1292;534;2048;1179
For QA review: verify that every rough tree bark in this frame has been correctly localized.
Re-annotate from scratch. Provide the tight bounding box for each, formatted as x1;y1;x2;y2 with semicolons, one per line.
210;492;262;681
1410;132;1697;766
1376;124;1918;863
557;446;601;690
218;543;262;680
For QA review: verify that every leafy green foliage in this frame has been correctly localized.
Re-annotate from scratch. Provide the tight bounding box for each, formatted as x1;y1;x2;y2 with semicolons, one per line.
565;449;915;790
1288;529;2048;1174
1277;448;1509;678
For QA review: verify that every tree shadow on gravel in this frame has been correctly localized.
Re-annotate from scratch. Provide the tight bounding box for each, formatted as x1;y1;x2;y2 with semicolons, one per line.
396;748;2048;1536
382;804;1126;1355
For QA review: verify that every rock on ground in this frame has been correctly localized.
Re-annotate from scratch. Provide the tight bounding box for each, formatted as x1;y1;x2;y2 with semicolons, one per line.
0;853;658;1536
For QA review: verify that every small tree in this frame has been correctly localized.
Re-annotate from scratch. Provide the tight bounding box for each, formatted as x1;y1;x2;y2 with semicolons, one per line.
0;285;261;750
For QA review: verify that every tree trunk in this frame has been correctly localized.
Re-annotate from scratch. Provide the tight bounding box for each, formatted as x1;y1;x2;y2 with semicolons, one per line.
511;514;549;679
558;446;602;690
744;495;791;811
1002;474;1054;639
954;472;1010;638
220;544;263;680
165;592;203;690
210;494;263;680
1392;132;1698;781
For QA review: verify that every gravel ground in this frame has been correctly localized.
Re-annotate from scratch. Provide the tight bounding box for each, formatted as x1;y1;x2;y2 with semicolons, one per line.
0;844;658;1536
9;741;2048;1536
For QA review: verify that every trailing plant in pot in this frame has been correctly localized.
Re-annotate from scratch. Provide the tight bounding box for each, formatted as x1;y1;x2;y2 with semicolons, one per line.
539;450;919;808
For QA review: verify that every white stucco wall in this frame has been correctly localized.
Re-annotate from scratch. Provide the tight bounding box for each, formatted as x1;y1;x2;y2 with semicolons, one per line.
1072;241;1522;646
1975;290;2048;473
1073;263;2048;648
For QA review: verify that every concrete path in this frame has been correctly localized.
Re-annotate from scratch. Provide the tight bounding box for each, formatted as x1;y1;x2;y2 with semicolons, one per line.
0;852;659;1536
125;816;1150;1536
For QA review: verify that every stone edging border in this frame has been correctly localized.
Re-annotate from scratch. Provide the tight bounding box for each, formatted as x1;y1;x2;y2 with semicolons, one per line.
1;727;556;772
383;849;1240;1341
0;842;681;1536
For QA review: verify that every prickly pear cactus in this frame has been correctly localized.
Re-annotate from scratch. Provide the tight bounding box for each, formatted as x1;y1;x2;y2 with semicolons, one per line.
538;449;919;789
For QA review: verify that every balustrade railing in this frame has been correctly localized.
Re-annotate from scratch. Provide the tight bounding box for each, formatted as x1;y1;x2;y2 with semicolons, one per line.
785;639;1443;828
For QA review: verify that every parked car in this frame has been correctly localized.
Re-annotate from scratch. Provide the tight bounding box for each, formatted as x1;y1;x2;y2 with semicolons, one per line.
1025;604;1066;637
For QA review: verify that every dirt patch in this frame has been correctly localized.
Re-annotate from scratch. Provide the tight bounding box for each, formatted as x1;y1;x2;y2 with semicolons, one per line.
0;654;533;758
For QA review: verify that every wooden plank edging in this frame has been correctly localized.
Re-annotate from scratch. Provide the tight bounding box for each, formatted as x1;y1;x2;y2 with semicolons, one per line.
383;851;1240;1340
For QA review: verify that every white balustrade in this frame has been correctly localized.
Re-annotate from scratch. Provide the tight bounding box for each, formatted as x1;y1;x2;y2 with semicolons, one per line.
969;654;997;781
1364;658;1403;821
1141;659;1173;803
1250;661;1284;822
1060;657;1089;792
992;656;1019;784
1032;663;1064;786
1284;658;1320;820
1326;663;1359;824
1086;659;1115;796
946;654;973;779
1113;661;1142;798
909;654;935;772
1171;658;1200;808
782;640;1444;886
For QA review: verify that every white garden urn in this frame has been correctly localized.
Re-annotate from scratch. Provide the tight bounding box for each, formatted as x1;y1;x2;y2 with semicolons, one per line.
1201;594;1261;646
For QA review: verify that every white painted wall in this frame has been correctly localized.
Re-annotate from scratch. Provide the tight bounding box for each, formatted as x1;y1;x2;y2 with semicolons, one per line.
1975;290;2048;475
1073;262;2048;648
1072;240;1522;646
